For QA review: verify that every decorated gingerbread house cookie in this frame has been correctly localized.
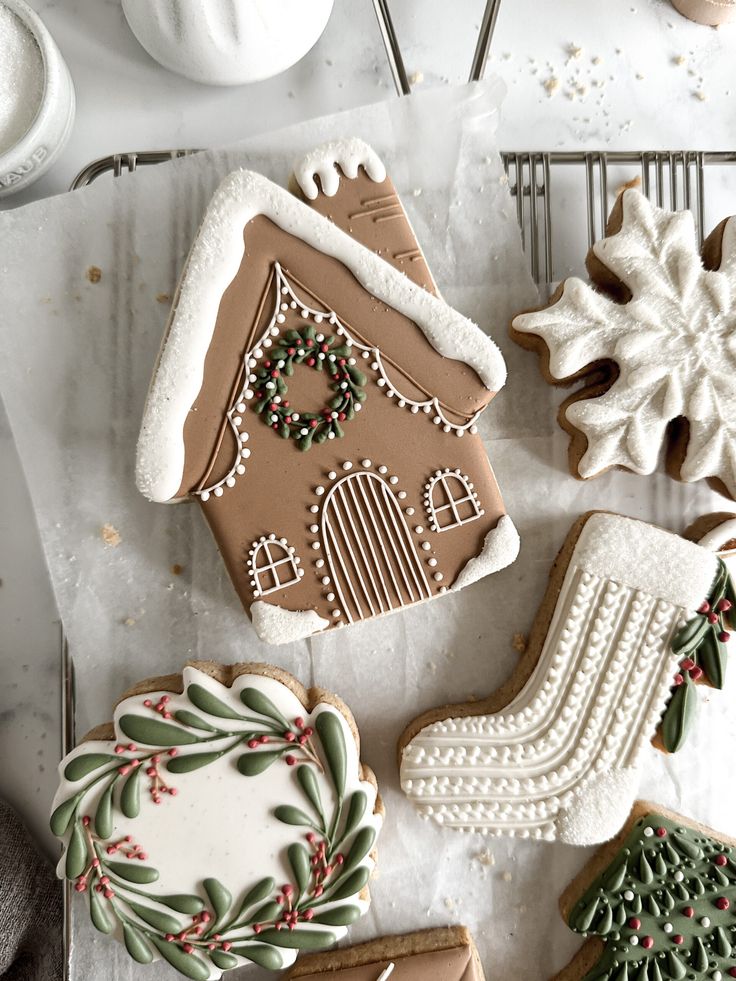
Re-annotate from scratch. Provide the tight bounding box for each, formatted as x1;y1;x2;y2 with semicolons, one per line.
137;140;518;645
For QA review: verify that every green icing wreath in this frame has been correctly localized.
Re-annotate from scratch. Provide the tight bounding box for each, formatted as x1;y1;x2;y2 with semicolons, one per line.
252;325;366;451
51;681;377;980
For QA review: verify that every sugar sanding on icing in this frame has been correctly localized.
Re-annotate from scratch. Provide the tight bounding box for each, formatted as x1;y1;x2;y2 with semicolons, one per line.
513;189;736;498
250;601;330;645
451;515;520;591
294;138;387;200
51;665;382;979
400;513;718;844
136;160;506;504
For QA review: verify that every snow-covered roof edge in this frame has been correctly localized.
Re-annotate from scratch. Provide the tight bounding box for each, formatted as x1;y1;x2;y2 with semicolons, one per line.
136;166;507;504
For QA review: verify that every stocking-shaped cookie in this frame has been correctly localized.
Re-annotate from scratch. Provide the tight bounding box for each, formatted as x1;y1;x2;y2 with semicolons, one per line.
400;512;718;845
555;802;736;980
136;140;518;645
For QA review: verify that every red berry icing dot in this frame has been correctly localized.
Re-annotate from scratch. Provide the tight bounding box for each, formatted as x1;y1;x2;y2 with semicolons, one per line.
683;906;694;918
641;936;654;949
628;917;641;930
715;854;728;866
716;897;730;910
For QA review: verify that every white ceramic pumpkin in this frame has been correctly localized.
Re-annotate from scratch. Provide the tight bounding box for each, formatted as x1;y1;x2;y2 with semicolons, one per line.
121;0;335;86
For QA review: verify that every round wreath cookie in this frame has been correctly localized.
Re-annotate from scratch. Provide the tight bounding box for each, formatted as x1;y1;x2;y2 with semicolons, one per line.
51;662;383;980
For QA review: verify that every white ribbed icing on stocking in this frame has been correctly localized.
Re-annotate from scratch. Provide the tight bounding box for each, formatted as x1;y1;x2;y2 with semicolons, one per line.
400;514;717;844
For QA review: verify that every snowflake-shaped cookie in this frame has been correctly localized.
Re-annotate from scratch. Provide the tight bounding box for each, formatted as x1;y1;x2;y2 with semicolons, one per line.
512;189;736;499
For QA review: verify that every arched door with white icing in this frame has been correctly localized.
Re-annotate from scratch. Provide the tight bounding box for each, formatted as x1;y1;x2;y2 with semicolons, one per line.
321;471;431;623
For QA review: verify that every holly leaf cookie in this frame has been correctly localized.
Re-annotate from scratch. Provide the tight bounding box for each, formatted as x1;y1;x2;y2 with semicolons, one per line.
284;925;485;980
512;189;736;499
51;662;383;980
399;512;720;845
555;801;736;981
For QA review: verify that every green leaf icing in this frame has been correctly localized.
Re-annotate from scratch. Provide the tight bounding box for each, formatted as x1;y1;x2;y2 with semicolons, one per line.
228;943;283;970
288;842;311;894
661;675;697;753
149;936;210;980
275;805;315;827
203;877;231;922
94;783;114;840
65;822;86;880
310;904;362;926
118;715;199;747
64;753;118;781
186;683;245;720
89;888;113;934
315;711;347;799
566;812;736;980
106;861;159;884
159;894;205;915
166;751;228;774
50;796;79;837
126;901;181;935
236;749;283;776
253;927;337;950
120;766;141;819
123;923;154;963
239;687;289;727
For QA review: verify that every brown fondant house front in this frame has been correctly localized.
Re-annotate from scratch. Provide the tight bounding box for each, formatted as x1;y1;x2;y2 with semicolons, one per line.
136;140;519;645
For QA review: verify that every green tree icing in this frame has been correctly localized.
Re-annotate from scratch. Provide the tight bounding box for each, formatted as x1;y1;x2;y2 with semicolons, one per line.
567;812;736;980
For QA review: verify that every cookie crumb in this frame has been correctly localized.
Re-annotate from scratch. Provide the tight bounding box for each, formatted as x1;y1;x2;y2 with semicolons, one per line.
443;897;455;911
543;76;560;96
567;44;583;62
123;616;136;627
512;633;528;654
408;70;424;85
591;55;602;65
502;871;513;882
100;523;121;547
171;563;184;575
473;847;495;867
86;266;102;284
412;188;422;197
694;89;707;101
672;54;686;66
156;292;171;304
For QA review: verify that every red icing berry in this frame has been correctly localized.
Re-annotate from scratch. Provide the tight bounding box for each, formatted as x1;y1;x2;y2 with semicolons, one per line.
168;748;178;757
709;611;719;624
309;419;318;429
715;854;728;866
303;909;314;920
719;631;731;643
717;598;732;612
294;717;305;729
221;941;232;952
338;412;346;422
683;906;694;918
628;916;642;930
287;348;295;356
82;815;91;827
698;600;711;614
673;934;684;945
284;731;296;743
285;755;297;766
728;969;736;978
165;934;175;942
253;924;262;934
655;827;667;838
673;673;684;686
641;937;654;950
282;884;294;897
717;897;730;910
680;658;695;671
200;912;211;924
183;943;194;955
247;739;259;749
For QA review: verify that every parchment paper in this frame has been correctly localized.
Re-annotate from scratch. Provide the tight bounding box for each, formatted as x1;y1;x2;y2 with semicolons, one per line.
1;80;734;980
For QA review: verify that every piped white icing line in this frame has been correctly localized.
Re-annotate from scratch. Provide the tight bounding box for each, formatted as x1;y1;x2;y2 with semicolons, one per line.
137;169;506;503
400;513;717;842
451;515;520;591
294;138;387;200
52;666;382;979
512;189;736;498
250;600;330;645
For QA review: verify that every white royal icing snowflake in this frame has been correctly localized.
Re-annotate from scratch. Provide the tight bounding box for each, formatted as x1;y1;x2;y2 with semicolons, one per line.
513;189;736;498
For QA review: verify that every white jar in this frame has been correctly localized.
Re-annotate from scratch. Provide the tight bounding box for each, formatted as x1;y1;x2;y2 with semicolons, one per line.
0;0;75;199
121;0;334;86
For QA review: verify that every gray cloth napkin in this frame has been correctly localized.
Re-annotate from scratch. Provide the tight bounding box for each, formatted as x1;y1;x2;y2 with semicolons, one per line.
0;800;62;981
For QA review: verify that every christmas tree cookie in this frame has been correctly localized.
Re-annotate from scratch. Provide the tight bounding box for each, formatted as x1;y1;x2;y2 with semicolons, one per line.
555;802;736;981
51;663;383;979
400;512;720;845
511;189;736;500
136;139;518;645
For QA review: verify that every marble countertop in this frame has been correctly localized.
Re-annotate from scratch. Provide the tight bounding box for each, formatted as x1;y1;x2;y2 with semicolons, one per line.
1;0;735;859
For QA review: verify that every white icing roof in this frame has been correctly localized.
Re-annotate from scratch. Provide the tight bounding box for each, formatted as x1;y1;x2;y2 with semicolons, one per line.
136;165;507;503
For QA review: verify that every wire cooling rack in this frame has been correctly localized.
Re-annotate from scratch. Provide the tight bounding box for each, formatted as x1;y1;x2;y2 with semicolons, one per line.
61;0;736;974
